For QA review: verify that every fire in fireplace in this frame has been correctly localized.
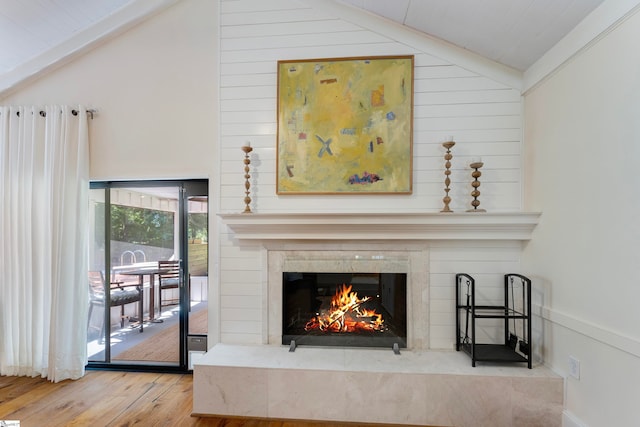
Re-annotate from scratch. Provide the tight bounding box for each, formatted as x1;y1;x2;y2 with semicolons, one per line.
282;272;407;349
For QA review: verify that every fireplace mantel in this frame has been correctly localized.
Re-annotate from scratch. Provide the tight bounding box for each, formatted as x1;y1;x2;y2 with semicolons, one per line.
218;212;540;241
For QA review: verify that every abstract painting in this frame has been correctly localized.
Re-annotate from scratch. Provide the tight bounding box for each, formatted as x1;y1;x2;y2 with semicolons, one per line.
276;55;414;194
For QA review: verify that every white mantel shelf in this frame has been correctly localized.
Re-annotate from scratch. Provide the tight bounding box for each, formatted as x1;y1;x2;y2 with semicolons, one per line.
218;212;541;241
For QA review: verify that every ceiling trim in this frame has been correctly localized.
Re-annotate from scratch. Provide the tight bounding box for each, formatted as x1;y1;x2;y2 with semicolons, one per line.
0;0;182;100
302;0;523;91
524;0;640;93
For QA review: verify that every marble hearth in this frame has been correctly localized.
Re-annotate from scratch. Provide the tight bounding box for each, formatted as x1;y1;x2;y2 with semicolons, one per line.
193;344;562;426
193;213;562;426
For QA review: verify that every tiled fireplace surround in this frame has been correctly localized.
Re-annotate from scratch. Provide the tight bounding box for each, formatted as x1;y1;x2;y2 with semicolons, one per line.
194;213;563;427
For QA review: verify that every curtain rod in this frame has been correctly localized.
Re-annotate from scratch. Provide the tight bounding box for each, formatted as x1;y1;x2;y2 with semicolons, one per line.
73;109;97;119
8;108;97;119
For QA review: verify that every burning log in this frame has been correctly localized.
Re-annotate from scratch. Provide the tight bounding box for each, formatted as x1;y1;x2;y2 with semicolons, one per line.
304;284;386;333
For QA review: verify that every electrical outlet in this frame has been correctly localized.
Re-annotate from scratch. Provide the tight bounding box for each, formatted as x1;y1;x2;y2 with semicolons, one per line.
568;356;580;379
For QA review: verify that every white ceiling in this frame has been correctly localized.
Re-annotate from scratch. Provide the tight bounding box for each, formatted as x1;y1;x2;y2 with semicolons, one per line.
0;0;608;90
339;0;606;71
0;0;131;75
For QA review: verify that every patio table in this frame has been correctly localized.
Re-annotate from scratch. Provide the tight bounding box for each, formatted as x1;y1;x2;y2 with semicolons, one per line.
119;267;169;332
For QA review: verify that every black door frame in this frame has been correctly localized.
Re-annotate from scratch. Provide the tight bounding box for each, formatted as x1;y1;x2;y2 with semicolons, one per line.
87;179;208;373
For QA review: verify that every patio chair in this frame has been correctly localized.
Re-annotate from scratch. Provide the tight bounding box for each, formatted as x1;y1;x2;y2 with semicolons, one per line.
87;270;142;338
158;260;182;312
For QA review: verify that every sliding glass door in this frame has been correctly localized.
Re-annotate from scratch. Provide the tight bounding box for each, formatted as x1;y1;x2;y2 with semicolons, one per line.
87;180;208;371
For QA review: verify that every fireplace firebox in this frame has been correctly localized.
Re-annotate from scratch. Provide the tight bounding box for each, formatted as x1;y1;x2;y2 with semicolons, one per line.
282;272;407;349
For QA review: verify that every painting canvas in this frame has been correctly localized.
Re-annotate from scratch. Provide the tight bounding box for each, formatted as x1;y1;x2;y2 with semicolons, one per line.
277;55;414;194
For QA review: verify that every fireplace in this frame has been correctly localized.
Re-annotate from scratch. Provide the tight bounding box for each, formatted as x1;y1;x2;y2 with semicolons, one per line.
267;245;430;350
282;272;407;349
195;214;554;425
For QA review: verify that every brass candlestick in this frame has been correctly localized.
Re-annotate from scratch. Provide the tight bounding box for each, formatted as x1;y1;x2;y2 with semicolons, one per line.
441;140;455;212
467;161;486;212
241;144;253;213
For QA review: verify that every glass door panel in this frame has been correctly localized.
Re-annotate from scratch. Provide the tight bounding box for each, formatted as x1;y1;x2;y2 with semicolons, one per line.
188;195;208;336
87;188;107;362
108;185;181;365
88;182;192;368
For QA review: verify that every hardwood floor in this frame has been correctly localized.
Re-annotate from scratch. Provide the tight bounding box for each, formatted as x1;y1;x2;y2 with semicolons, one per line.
0;371;429;427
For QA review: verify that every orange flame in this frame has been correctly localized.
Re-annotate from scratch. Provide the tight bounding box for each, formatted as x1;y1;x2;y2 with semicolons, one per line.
304;284;385;333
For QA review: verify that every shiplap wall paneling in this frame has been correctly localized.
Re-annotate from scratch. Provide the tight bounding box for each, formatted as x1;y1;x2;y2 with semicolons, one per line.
429;241;523;349
218;234;263;344
219;14;523;212
217;0;525;346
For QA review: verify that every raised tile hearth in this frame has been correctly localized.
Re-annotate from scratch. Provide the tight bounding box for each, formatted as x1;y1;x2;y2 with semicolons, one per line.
193;344;563;427
195;212;558;425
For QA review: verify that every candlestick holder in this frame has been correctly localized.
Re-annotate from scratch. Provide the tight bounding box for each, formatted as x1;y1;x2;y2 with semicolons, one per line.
467;161;486;212
441;140;455;212
241;144;253;213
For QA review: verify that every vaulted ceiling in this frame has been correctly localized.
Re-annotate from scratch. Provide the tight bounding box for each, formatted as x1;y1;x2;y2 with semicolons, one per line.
0;0;611;94
339;0;605;71
0;0;130;75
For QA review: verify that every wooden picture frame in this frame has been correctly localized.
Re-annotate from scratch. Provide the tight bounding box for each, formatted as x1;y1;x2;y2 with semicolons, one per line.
276;55;414;194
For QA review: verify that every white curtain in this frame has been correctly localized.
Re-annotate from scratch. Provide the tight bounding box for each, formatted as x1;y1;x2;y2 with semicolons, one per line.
0;105;89;381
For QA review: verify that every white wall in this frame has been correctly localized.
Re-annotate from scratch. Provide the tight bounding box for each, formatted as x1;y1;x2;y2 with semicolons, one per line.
218;0;523;214
1;0;218;183
217;0;528;348
523;8;640;427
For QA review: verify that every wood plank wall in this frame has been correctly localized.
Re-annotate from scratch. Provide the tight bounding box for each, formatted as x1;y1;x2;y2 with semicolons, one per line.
215;0;525;348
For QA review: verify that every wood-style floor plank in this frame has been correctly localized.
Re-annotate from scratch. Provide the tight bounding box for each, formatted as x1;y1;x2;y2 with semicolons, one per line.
0;371;435;427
